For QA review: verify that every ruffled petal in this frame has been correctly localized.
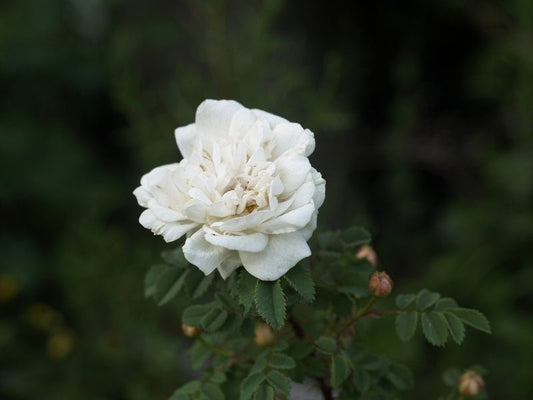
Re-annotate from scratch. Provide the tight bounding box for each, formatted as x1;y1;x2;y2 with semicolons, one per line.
175;123;196;158
259;204;315;234
271;123;315;159
217;252;242;280
204;229;269;252
162;222;198;242
275;155;311;194
183;229;230;275
251;108;288;129
240;232;311;281
195;99;244;141
311;169;326;209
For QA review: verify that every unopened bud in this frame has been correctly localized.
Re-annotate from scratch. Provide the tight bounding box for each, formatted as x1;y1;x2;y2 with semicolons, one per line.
369;271;393;297
356;245;378;267
181;324;201;338
254;323;275;347
458;370;484;397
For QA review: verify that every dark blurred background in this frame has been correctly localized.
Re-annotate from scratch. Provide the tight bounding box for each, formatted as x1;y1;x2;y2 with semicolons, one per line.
1;0;532;398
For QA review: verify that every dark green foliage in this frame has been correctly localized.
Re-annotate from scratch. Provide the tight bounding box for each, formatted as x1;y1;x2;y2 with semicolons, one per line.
255;281;286;330
240;373;265;400
3;0;530;398
283;265;315;302
315;336;337;354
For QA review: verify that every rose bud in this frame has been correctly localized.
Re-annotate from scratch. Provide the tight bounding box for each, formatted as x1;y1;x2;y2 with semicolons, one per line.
356;245;378;267
369;271;393;298
254;323;275;347
458;370;484;397
181;324;201;338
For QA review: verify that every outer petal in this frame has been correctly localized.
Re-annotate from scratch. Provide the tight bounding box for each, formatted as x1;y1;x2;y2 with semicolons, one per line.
275;155;311;194
300;211;318;240
204;230;269;252
217;252;242;280
259;204;315;234
139;210;197;242
195;99;244;141
133;186;152;207
240;232;311;281
229;107;258;141
252;108;288;129
162;222;199;242
183;229;230;275
271;123;316;159
174;123;196;158
311;169;326;209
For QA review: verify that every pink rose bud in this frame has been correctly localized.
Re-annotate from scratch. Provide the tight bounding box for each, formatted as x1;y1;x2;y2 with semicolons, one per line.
369;271;393;297
254;323;275;347
181;324;201;338
458;370;484;397
356;245;378;267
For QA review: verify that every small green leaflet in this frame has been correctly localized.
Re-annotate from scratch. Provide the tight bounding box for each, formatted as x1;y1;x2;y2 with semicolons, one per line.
240;373;265;400
284;265;315;302
340;226;371;247
266;370;290;395
157;269;189;306
161;247;188;267
200;308;228;332
255;281;286;329
201;383;224;400
315;336;337;354
253;385;274;400
330;353;351;388
416;289;441;311
443;312;466;344
421;311;449;346
269;353;296;370
447;308;491;334
237;272;258;312
395;294;416;310
144;264;167;298
182;303;214;326
395;311;418;342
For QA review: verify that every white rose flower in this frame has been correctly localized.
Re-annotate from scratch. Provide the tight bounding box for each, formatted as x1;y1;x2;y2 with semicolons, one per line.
133;99;325;281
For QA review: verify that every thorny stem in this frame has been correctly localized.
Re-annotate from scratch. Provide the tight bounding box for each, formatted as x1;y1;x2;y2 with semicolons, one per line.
336;296;377;337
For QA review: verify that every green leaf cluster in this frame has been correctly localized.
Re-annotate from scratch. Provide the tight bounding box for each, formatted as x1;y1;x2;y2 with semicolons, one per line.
395;290;491;346
141;226;491;399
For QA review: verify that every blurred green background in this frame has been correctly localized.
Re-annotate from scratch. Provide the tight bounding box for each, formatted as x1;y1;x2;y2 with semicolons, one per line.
1;0;532;398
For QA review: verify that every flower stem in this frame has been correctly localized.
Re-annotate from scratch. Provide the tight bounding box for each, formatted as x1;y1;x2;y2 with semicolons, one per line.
336;296;376;336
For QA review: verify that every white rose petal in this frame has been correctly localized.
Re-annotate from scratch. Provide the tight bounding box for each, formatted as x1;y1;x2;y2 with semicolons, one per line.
133;99;326;280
